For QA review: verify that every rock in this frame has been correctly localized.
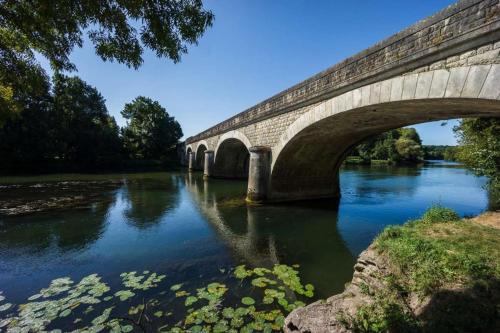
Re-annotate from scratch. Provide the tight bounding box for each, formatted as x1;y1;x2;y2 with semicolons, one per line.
284;245;388;333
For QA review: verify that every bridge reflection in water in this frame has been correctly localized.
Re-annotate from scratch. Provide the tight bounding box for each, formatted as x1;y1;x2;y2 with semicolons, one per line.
184;173;356;297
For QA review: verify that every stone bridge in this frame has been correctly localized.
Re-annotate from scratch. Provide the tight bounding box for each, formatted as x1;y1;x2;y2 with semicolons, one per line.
185;0;500;203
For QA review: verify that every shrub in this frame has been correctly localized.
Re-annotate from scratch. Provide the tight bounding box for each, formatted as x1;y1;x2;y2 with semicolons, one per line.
420;205;460;224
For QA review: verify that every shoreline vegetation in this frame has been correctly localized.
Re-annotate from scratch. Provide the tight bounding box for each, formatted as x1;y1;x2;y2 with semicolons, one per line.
285;207;500;333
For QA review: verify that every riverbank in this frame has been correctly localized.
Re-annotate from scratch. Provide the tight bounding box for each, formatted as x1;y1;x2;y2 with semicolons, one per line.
285;208;500;332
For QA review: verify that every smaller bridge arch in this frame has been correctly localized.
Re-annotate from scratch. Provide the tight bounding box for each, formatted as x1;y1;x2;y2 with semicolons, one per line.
213;131;252;179
195;140;209;170
214;130;252;160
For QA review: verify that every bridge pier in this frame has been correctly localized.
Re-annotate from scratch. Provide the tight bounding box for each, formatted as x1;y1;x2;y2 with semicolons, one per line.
203;150;214;179
246;146;271;203
188;151;195;172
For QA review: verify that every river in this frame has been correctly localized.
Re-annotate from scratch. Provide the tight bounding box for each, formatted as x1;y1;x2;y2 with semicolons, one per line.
0;161;491;331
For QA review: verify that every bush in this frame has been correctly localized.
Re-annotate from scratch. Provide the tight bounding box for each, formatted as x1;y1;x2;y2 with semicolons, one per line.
420;205;460;224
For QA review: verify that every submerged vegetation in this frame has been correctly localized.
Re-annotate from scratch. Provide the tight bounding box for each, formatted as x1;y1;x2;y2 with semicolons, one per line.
343;206;500;333
0;264;314;332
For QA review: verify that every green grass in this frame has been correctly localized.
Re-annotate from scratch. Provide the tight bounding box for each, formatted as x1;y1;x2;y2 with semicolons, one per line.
346;206;500;332
376;206;499;294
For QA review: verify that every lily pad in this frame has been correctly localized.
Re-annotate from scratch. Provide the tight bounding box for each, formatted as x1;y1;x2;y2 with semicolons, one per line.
185;296;198;306
241;297;255;305
115;290;135;301
234;265;252;279
0;303;12;311
170;283;183;291
122;324;133;332
59;308;71;317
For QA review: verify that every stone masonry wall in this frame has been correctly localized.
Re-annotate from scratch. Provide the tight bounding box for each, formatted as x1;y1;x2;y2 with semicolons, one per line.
188;39;500;155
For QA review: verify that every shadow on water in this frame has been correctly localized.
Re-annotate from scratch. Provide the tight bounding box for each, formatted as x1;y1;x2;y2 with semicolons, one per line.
0;192;115;252
184;173;356;298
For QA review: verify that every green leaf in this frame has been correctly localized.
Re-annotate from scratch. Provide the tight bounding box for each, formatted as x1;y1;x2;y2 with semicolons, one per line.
185;296;198;306
0;303;12;312
170;283;183;291
115;290;135;301
59;309;71;317
122;325;133;332
241;297;255;305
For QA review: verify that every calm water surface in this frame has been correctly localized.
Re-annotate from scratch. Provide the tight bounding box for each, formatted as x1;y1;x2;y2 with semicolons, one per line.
0;161;490;329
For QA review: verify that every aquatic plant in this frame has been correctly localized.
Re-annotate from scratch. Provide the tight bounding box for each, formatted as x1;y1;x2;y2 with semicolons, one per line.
0;264;314;332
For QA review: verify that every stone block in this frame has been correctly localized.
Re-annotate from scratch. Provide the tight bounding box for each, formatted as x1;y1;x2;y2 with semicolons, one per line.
352;88;362;108
460;50;476;59
415;71;433;99
370;82;382;104
461;65;491;98
402;74;418;99
361;85;371;106
429;69;450;98
467;49;500;65
430;60;446;70
390;77;403;101
445;66;469;97
477;44;492;54
379;79;392;103
479;64;500;99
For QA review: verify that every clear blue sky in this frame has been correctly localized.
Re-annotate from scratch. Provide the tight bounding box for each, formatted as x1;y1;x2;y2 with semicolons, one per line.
43;0;461;145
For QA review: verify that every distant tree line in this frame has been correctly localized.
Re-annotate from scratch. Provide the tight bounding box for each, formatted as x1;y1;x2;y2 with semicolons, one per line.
348;128;425;164
422;145;458;161
0;74;182;174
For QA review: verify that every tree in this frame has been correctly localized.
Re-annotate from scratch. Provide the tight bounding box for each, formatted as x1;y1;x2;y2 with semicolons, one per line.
350;127;424;164
53;75;123;170
454;118;500;196
0;28;52;126
399;127;422;145
0;0;213;127
121;96;182;160
0;0;214;72
395;137;423;162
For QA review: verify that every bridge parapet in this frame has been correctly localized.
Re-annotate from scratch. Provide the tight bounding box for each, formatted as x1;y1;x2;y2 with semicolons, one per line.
186;0;500;144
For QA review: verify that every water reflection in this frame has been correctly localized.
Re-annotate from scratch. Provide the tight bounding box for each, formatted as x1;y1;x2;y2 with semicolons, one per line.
184;174;356;297
122;176;181;229
0;193;114;253
0;163;490;304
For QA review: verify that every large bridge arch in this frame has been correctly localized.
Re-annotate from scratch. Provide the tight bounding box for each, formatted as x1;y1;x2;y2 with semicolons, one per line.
269;65;500;201
213;131;252;179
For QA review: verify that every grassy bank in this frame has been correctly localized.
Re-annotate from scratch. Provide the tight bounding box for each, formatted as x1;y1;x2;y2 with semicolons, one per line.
347;206;500;332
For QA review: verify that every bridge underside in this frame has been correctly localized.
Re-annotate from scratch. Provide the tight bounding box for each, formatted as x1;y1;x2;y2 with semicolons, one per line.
269;99;500;202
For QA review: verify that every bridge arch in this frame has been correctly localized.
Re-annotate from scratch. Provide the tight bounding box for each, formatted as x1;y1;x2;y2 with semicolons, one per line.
186;145;194;165
213;131;252;178
270;65;500;201
195;140;209;170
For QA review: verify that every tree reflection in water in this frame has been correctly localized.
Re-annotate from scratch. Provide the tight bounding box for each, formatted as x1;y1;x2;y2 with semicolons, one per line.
122;175;181;229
